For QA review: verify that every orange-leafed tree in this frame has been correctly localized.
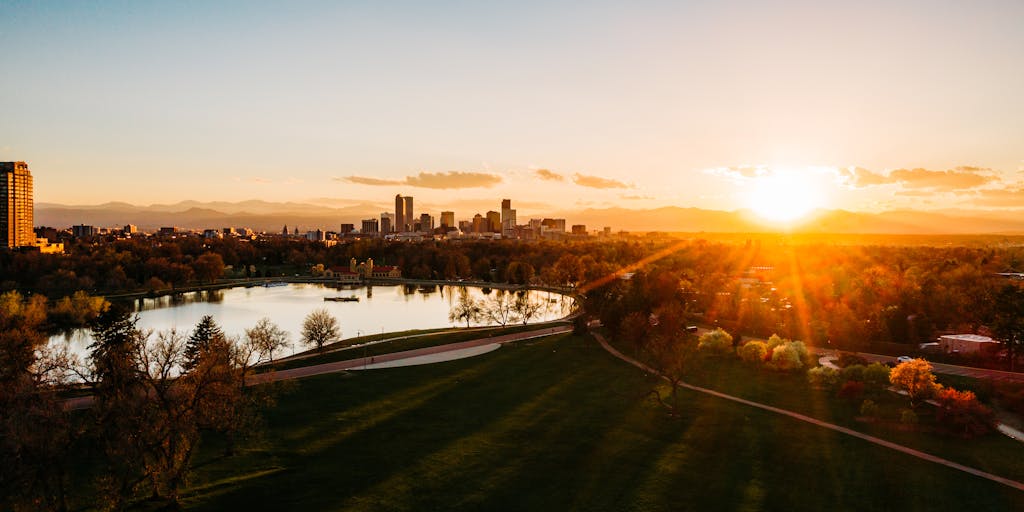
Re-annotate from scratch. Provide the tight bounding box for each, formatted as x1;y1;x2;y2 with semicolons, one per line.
889;358;940;407
934;388;995;438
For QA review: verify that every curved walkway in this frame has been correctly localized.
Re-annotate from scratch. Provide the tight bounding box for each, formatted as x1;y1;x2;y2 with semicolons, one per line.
592;331;1024;493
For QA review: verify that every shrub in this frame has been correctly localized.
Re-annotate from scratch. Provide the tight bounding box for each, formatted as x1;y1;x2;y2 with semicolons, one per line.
697;329;734;356
841;364;866;382
766;334;786;351
836;352;869;368
738;340;768;364
935;388;995;438
769;340;809;371
807;366;840;389
862;363;891;390
900;409;918;424
837;380;865;401
860;399;879;417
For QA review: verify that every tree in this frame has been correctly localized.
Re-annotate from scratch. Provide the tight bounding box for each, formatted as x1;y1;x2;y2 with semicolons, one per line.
193;252;225;283
184;315;224;372
448;288;482;328
889;358;940;407
511;292;543;325
991;284;1024;371
934;388;995;437
644;331;697;416
301;308;340;353
245;317;291;363
697;328;733;356
738;340;768;364
481;291;517;327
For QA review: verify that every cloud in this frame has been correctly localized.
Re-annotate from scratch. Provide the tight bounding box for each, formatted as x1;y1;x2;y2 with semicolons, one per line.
835;165;997;191
339;176;404;186
621;194;655;200
958;186;1024;208
572;173;630;189
888;167;994;190
705;165;769;181
406;171;502;189
251;177;272;184
338;171;501;189
534;169;564;181
837;166;892;188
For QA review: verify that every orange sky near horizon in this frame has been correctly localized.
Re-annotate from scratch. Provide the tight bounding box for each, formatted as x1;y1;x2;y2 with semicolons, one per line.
2;1;1022;216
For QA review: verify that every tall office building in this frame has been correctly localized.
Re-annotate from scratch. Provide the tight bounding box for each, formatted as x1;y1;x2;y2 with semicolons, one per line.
361;218;379;235
500;199;516;238
1;162;33;248
380;212;393;234
440;211;455;229
403;196;414;231
486;211;501;233
419;213;434;232
394;194;405;235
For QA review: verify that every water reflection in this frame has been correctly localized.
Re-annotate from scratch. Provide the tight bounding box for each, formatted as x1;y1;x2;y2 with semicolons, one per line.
50;283;574;361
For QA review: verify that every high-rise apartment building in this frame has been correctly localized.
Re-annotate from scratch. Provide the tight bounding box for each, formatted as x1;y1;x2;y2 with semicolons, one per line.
1;162;33;248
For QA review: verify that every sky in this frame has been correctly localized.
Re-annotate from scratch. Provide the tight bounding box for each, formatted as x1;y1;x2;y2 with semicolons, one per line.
2;0;1023;217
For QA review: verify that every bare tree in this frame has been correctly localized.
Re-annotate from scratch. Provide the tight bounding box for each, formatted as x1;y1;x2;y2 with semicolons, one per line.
481;291;517;327
301;308;340;353
244;317;291;364
448;288;483;328
512;292;543;325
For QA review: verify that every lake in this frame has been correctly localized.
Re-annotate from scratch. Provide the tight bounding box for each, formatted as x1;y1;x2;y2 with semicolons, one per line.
50;283;575;359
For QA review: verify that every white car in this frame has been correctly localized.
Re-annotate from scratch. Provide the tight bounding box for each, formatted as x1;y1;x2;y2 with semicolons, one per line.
896;356;914;364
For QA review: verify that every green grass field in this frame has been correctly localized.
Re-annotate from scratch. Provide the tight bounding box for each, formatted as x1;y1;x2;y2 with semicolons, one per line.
177;333;1024;511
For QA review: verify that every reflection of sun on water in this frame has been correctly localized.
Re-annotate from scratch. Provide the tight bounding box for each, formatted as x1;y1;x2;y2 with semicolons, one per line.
746;171;824;222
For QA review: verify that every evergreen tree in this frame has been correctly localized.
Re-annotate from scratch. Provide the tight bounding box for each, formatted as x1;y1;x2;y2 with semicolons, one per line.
184;315;224;372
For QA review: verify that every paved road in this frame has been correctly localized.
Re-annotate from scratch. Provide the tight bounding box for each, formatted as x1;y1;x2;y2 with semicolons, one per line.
811;348;1024;383
63;325;573;411
592;331;1024;493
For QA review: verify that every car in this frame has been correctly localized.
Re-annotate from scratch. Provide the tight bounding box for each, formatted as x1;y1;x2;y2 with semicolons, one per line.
686;326;699;333
896;356;914;364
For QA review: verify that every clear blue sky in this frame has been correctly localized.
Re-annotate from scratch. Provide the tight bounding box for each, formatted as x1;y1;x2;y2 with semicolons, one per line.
2;0;1022;215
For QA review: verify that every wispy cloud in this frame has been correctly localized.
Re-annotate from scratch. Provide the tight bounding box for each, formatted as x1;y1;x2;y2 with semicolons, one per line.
621;194;654;200
534;169;565;181
338;171;502;189
572;173;630;189
337;176;403;186
837;165;996;191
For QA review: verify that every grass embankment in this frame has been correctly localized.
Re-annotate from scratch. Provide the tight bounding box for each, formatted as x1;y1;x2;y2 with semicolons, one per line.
178;333;1024;511
266;323;561;371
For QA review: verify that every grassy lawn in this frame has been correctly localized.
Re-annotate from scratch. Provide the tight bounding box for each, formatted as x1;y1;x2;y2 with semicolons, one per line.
174;333;1024;511
266;323;563;371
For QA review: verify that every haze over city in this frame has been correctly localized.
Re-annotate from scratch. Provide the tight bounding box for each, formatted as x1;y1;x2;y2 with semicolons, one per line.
3;0;1023;220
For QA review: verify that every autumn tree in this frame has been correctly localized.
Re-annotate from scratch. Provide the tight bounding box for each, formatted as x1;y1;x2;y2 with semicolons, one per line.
644;329;697;416
301;308;340;353
193;252;225;283
889;358;940;407
934;388;995;437
697;328;733;356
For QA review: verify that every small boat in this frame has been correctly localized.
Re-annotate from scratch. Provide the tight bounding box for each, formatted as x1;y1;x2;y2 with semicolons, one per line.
324;296;359;302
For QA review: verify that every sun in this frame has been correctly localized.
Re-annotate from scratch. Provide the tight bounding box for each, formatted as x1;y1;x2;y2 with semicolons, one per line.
745;170;824;223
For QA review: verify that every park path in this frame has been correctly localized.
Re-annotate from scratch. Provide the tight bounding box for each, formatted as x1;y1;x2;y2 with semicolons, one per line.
63;325;572;410
591;331;1024;493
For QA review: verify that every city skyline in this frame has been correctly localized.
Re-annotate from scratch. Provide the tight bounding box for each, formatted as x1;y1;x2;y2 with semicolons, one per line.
2;1;1023;217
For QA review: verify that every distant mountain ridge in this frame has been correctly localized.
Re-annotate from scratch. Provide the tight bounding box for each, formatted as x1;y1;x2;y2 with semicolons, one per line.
33;200;1024;234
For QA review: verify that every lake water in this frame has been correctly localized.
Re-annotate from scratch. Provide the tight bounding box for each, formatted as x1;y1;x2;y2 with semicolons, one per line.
50;283;574;359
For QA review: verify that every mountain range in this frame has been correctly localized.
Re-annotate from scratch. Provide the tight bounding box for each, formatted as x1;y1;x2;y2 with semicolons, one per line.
34;200;1024;235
